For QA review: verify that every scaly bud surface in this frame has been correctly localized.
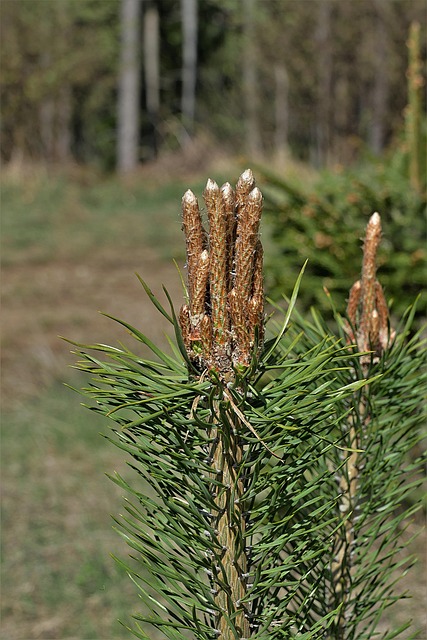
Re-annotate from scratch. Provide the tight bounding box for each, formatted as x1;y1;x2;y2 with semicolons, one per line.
179;170;264;375
345;212;394;368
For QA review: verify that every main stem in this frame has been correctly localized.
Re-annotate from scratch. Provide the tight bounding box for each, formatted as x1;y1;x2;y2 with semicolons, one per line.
330;401;364;639
210;403;251;638
180;171;263;638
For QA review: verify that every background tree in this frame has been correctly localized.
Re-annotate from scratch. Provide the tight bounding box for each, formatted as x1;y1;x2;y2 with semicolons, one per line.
242;0;262;158
405;21;425;193
369;0;392;155
117;0;142;173
314;0;332;166
143;0;161;157
0;0;119;168
181;0;198;140
273;63;289;164
1;0;425;169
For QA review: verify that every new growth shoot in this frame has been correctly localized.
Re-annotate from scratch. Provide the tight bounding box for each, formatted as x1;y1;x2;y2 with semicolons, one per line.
179;169;264;638
180;168;264;377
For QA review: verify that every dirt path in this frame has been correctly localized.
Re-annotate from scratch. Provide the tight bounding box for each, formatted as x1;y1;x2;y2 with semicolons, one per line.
1;247;183;405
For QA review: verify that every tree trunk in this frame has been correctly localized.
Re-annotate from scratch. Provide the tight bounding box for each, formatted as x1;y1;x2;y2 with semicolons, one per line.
56;84;72;164
39;52;55;163
181;0;198;139
315;0;332;167
369;0;390;154
39;99;55;163
274;64;289;164
242;0;262;158
406;21;423;193
117;0;142;173
144;2;160;157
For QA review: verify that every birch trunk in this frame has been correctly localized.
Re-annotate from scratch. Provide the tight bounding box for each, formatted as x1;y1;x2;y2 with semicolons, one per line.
117;0;142;173
181;0;198;138
144;2;160;156
243;0;262;158
274;64;289;165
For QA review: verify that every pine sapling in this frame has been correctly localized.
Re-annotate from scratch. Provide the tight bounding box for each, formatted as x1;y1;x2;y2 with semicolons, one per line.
71;171;400;639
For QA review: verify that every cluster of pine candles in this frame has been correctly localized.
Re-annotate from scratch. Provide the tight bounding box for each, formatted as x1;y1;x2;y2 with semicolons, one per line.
73;169;425;640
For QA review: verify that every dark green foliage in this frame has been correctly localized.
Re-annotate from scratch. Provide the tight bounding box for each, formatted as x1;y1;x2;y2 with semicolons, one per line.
72;276;376;639
72;268;425;638
272;296;426;639
257;156;426;325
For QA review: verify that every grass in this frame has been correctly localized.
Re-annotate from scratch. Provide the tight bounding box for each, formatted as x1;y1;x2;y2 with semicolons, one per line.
1;170;190;266
1;380;139;639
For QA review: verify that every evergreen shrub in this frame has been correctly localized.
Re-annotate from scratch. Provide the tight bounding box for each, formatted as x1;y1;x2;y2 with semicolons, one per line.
71;170;425;639
257;154;426;326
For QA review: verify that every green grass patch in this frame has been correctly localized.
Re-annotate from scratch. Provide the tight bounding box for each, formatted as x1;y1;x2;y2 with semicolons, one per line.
1;170;233;267
0;378;157;639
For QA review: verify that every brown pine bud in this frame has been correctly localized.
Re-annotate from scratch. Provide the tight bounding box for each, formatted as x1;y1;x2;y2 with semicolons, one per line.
200;314;213;360
346;280;361;326
248;294;264;348
229;288;250;366
182;189;206;302
235;169;255;221
248;241;264;348
179;304;191;350
180;169;265;377
252;241;264;299
234;187;263;308
191;249;210;321
221;182;236;288
359;212;382;352
370;309;380;352
375;282;392;352
204;179;228;344
345;280;361;343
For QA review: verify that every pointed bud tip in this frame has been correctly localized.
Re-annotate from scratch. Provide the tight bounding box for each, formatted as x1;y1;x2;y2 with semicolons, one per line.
205;178;219;192
241;168;254;182
248;186;263;202
200;249;209;263
369;212;381;227
183;189;197;204
237;168;255;190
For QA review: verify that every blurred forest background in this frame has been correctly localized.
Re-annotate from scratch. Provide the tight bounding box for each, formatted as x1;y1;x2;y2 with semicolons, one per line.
1;1;426;639
1;0;426;169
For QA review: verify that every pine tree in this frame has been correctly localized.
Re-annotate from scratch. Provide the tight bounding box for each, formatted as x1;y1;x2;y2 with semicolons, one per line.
71;171;425;639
